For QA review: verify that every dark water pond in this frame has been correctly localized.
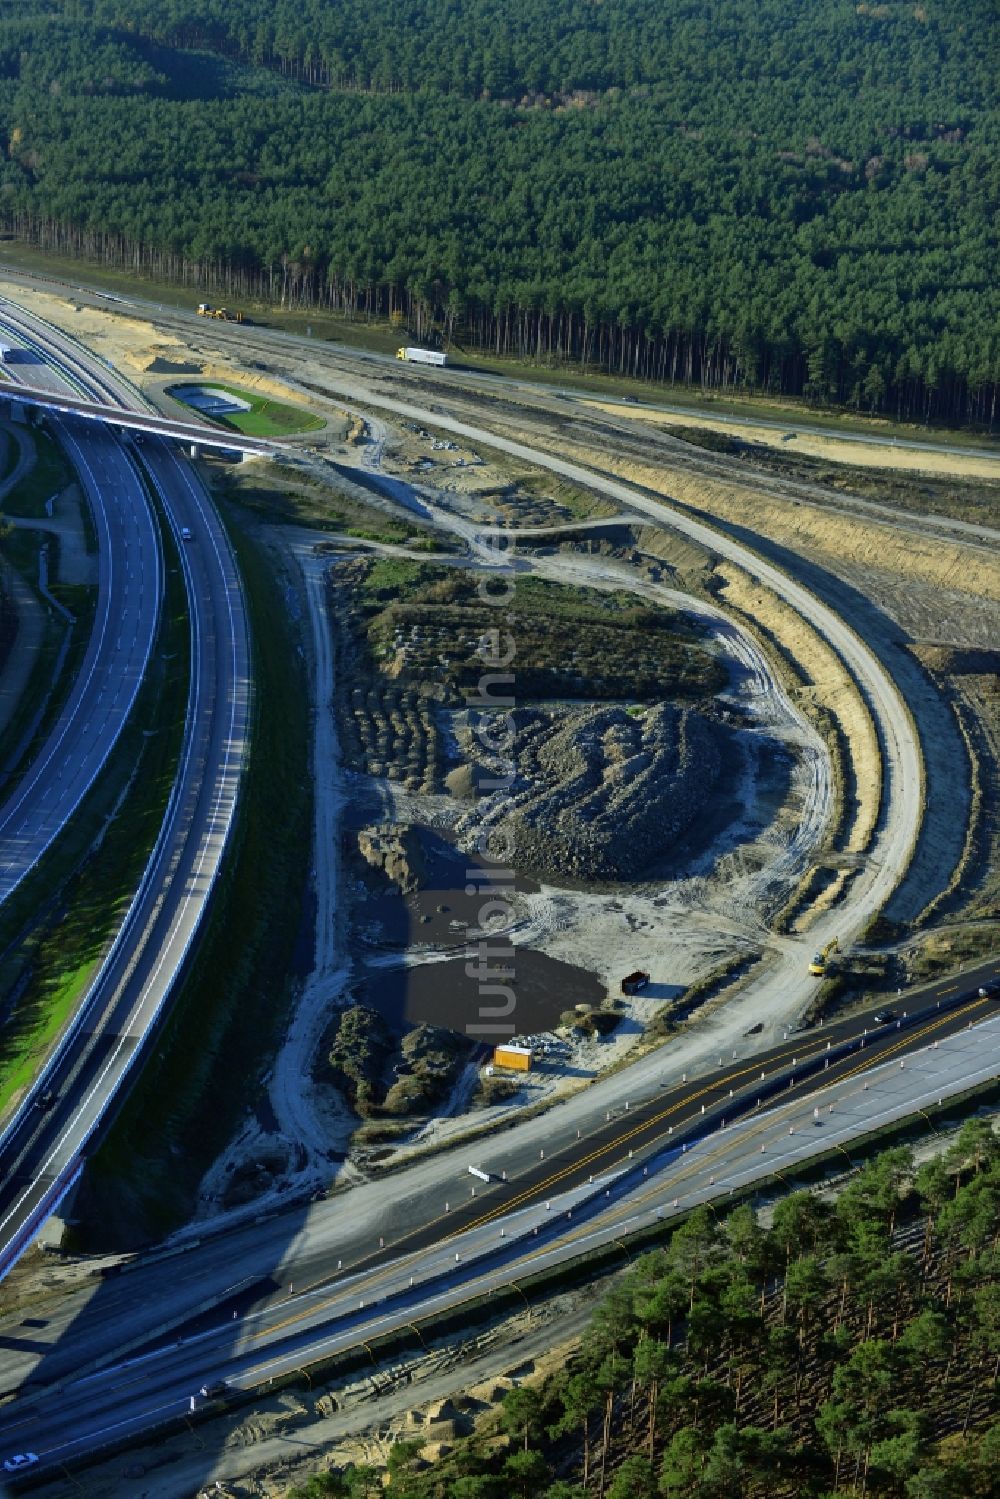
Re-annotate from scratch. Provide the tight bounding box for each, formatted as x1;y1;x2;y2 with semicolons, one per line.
358;830;536;950
362;946;605;1037
354;827;602;1033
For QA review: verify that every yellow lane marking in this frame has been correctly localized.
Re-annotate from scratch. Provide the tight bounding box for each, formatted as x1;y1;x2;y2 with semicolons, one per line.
231;1002;990;1387
248;998;987;1348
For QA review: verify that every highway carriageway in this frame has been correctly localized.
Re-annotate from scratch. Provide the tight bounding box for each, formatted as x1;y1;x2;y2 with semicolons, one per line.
26;959;996;1401
0;382;279;457
214;1010;1000;1379
5;999;999;1479
0;308;251;1288
260;964;1000;1293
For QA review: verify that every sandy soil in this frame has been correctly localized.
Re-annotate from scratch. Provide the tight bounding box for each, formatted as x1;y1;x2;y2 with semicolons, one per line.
183;415;837;1212
24;1286;597;1499
195;334;981;1183
0;278;339;422
0;279;995;1493
194;541;362;1224
4;276;984;1222
549;440;985;926
583;399;1000;482
264;465;837;1162
538;437;1000;607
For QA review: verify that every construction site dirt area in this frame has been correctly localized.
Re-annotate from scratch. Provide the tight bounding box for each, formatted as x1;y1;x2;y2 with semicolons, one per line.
3;272;998;1251
583;398;1000;482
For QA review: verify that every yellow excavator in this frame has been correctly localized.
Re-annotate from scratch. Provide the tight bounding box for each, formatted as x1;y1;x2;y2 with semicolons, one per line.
809;937;839;977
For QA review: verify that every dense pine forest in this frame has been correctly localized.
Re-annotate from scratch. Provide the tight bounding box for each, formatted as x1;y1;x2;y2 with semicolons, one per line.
0;2;997;425
289;1127;1000;1498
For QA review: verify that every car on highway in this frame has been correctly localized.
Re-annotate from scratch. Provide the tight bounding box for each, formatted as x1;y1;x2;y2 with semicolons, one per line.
180;526;193;541
199;1380;228;1399
978;983;999;999
872;1009;897;1025
33;1089;56;1111
3;1453;38;1473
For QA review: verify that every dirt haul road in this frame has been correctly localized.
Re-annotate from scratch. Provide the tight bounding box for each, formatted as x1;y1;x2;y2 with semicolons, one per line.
313;375;922;1009
141;359;924;1244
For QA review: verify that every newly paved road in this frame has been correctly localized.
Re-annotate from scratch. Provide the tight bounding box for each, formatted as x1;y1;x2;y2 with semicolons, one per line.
0;983;996;1475
275;371;923;1022
0;964;994;1386
0;309;160;904
2;381;276;457
0;283;991;1479
5;262;992;469
0;308;250;1286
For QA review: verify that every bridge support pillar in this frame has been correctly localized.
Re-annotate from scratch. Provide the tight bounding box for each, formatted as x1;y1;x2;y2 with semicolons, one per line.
189;443;201;460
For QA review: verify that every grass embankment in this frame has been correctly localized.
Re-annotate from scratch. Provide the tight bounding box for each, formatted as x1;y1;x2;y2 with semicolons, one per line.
77;517;311;1246
214;461;442;547
292;1131;1000;1499
0;532;63;769
1;240;996;451
0;426;71;520
0;433;98;787
667;425;1000;527
0;508;188;1117
0;547;96;784
248;1109;1000;1499
168;380;323;438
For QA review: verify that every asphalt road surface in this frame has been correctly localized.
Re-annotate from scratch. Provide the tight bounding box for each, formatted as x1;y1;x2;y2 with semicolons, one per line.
5;262;994;467
0;312;161;905
2;381;275;457
0;965;994;1385
0;284;993;1481
0;309;250;1287
0;989;996;1477
267;370;924;1033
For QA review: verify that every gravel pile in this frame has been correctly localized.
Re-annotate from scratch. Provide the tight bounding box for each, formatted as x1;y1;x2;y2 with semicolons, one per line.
460;703;721;882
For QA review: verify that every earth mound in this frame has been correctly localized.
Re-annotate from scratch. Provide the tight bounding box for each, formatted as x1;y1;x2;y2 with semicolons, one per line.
461;702;723;882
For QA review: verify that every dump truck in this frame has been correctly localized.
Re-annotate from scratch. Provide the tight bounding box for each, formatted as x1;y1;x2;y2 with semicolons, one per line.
396;347;448;366
808;937;839;977
621;970;650;996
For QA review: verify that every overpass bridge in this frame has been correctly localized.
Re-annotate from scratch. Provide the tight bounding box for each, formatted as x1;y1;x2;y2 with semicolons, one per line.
0;380;279;458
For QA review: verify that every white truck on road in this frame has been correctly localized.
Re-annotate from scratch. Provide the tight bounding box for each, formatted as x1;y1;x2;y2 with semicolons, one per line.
396;347;448;366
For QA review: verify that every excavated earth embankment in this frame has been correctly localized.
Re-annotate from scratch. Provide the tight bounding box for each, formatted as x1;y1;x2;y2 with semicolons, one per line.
456;701;724;883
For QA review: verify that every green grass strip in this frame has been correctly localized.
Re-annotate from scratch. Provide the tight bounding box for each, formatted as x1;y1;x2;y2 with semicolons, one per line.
1;427;74;520
78;508;312;1246
168;382;324;438
0;503;189;1118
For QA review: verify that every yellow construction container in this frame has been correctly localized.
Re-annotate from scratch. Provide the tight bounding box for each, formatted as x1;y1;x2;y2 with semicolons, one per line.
493;1045;532;1073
